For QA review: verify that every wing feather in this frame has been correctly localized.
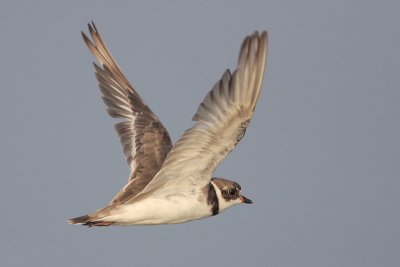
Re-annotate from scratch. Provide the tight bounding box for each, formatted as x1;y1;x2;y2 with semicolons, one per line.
127;31;268;200
82;22;172;204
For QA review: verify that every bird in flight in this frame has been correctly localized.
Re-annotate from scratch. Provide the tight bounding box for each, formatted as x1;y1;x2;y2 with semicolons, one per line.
68;22;268;226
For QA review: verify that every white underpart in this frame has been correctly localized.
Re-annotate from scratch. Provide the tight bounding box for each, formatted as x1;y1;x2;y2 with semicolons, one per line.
100;189;212;225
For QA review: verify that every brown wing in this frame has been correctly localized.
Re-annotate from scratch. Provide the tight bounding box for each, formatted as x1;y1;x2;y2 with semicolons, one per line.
82;22;172;204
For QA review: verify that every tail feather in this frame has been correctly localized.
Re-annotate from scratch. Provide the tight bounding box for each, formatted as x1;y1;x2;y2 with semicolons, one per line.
68;214;114;227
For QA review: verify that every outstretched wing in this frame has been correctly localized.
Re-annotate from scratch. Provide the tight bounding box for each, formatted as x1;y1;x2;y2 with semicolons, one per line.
126;31;268;201
82;22;172;204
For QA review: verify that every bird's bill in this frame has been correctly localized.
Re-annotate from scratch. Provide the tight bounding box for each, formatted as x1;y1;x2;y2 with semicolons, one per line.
240;196;253;204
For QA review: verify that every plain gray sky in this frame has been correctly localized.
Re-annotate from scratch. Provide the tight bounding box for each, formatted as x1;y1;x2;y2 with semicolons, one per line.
1;0;399;266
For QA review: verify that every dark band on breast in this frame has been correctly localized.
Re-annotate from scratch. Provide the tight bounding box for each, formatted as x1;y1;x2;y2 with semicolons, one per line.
207;182;219;216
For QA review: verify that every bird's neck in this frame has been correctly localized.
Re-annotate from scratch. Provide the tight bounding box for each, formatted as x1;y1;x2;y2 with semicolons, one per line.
210;181;235;212
207;182;219;216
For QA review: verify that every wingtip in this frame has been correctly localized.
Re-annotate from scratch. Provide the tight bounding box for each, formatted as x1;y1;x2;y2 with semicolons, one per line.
81;30;88;41
87;21;98;37
90;20;97;31
248;31;268;44
261;31;268;44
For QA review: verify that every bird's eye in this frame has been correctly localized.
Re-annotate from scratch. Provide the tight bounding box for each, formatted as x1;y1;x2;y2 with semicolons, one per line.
228;189;236;196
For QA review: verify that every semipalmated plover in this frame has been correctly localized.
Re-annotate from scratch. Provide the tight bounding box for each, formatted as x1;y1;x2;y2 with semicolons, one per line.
69;22;268;226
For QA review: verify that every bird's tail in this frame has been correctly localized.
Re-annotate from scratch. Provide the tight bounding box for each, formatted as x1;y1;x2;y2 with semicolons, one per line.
68;207;115;227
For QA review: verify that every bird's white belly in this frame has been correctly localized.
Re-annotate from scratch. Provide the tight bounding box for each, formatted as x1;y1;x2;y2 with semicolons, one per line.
106;194;212;225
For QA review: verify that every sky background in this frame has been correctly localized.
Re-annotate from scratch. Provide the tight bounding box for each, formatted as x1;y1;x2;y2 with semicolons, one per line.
1;1;399;266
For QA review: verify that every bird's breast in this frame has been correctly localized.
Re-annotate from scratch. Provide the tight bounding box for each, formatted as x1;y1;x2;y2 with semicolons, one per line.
113;191;214;225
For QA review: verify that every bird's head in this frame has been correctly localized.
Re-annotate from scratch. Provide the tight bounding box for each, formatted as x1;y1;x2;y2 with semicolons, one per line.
210;177;252;212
